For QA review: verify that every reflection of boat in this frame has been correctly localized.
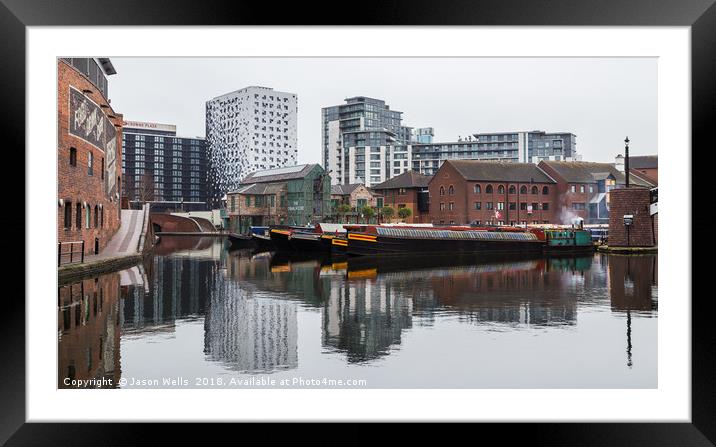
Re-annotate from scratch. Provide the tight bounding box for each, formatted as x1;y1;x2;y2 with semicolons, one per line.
345;251;545;274
252;233;275;251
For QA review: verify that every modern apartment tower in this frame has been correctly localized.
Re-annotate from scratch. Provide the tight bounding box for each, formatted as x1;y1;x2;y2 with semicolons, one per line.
206;86;298;207
121;120;208;210
322;96;413;186
410;130;578;176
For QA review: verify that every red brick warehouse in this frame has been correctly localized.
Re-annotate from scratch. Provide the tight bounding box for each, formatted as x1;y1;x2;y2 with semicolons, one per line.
57;58;123;255
428;160;558;225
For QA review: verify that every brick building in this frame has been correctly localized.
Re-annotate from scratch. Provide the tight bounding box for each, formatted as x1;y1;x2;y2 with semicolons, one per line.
607;187;658;247
330;183;379;211
371;171;432;223
616;154;658;184
429;160;557;225
57;58;123;255
538;161;654;225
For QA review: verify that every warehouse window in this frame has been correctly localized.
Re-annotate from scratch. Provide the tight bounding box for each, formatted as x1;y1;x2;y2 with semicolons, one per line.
88;152;94;176
76;203;82;228
474;184;481;194
498;185;505;194
486;185;493;193
64;202;72;229
542;186;549;195
509;185;516;194
448;185;454;195
532;186;538;194
69;147;77;166
520;185;527;194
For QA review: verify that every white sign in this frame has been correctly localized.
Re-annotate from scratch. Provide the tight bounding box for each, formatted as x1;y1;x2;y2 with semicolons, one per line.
527;205;533;214
650;202;658;215
123;120;176;133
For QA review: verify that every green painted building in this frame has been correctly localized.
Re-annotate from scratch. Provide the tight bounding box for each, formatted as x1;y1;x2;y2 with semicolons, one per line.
227;164;332;232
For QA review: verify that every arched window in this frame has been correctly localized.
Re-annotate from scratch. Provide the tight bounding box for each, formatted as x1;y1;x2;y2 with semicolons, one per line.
474;184;481;194
509;185;516;194
531;186;539;195
498;185;505;194
76;203;82;229
94;205;99;228
448;185;454;195
542;186;549;195
439;186;445;196
486;184;493;194
520;185;527;194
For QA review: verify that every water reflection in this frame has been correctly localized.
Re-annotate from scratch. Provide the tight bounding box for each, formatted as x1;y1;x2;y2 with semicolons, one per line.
57;237;658;388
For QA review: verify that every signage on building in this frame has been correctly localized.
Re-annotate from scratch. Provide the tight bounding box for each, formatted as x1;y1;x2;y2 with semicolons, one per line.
650;187;658;215
527;205;533;214
288;206;305;211
68;86;118;197
122;120;177;133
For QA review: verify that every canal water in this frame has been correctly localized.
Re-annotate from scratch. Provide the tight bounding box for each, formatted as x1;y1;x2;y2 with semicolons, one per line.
58;236;657;389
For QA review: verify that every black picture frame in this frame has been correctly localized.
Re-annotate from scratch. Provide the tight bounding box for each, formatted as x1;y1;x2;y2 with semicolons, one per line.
5;0;711;444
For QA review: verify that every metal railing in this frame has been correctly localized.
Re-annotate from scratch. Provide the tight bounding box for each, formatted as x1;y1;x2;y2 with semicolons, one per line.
58;241;85;266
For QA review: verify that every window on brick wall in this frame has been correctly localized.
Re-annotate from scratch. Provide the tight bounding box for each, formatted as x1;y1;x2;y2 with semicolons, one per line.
542;203;549;210
498;185;505;194
64;202;72;229
486;185;493;193
520;202;527;210
520;185;527;194
94;205;99;228
85;205;91;229
101;158;105;180
69;147;77;166
88;152;94;176
509;185;516;194
509;202;516;210
543;186;549;195
486;202;494;210
474;202;481;210
532;186;538;194
76;203;82;228
580;185;585;193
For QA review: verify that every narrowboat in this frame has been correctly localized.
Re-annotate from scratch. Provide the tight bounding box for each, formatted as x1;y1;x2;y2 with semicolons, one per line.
330;236;348;255
228;233;255;249
251;233;275;251
269;228;294;251
541;228;594;254
288;232;326;252
344;226;544;256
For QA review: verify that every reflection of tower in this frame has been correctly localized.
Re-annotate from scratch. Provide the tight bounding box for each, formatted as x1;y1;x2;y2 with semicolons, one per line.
323;279;413;362
204;277;298;373
608;254;658;368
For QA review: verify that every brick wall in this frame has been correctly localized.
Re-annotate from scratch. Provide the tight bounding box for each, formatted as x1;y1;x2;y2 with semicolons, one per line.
57;60;123;255
608;187;657;247
428;162;558;225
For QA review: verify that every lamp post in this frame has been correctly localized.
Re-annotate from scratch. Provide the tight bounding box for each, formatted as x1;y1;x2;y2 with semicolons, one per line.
624;137;630;188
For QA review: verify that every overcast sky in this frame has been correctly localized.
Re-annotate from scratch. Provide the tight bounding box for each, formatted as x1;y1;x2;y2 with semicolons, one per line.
109;57;656;164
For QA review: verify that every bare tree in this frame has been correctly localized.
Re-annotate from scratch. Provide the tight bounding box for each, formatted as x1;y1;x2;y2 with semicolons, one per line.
136;172;155;203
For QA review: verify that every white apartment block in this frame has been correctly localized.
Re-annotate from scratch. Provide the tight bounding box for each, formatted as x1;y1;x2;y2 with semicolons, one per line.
206;86;297;206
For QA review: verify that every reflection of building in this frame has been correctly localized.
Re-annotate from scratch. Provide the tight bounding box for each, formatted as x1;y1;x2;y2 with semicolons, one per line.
206;86;298;207
608;255;658;312
57;58;123;255
204;277;298;373
120;257;217;334
323;280;413;362
58;274;121;388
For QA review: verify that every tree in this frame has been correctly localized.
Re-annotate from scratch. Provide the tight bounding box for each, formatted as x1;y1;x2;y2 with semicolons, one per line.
397;207;412;221
380;206;395;222
337;204;352;222
360;205;375;223
136;172;155;204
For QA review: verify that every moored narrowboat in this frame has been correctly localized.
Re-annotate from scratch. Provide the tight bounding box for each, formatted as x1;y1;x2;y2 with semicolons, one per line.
541;228;594;254
269;228;294;251
251;233;275;251
288;232;326;252
344;226;544;256
228;233;255;249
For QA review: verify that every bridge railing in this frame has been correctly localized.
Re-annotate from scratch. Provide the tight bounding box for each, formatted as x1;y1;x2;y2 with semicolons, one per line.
58;241;85;266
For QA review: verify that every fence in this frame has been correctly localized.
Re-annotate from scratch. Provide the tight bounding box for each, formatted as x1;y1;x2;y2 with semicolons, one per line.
58;241;84;266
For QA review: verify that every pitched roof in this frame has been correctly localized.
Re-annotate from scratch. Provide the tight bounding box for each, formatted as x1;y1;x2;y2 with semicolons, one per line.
628;155;658;170
230;183;285;195
445;160;556;183
539;161;654;187
240;164;321;184
331;183;364;195
372;170;432;190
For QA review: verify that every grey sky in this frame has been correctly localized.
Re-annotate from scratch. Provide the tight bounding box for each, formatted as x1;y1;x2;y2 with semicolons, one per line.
109;57;656;164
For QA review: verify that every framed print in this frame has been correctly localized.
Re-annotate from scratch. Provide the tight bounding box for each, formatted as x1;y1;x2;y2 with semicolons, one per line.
5;0;713;443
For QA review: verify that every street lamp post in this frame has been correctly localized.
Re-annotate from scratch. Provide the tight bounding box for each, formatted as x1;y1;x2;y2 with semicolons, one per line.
624;137;630;188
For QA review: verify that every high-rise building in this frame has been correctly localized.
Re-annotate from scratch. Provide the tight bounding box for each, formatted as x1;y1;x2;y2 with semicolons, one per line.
322;96;412;185
121;120;208;210
206;86;298;207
